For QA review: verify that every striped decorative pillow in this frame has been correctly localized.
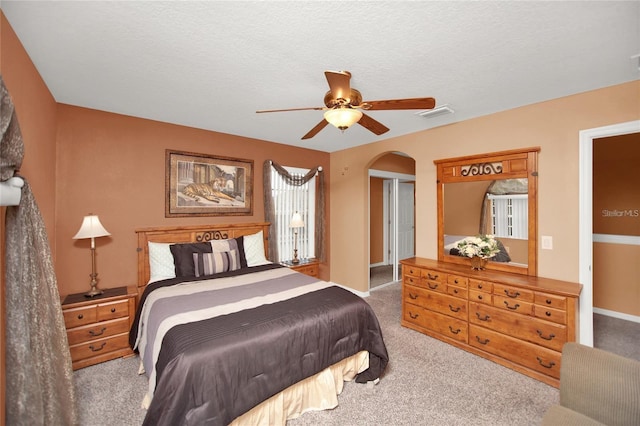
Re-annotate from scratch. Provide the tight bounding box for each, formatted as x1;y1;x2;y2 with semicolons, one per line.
193;250;240;277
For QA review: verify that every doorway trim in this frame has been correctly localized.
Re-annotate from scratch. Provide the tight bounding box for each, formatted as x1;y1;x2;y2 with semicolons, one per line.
578;119;640;346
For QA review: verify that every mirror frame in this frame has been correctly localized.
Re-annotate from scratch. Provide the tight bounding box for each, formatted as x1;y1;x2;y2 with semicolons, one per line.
435;147;540;276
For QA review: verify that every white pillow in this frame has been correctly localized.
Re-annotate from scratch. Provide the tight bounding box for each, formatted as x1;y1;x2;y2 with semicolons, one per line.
148;241;176;283
243;230;270;266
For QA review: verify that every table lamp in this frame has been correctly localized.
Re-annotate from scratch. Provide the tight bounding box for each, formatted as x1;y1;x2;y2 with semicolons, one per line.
73;214;110;297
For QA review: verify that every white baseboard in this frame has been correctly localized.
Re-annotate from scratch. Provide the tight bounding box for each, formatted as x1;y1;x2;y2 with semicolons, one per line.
369;262;386;268
593;307;640;324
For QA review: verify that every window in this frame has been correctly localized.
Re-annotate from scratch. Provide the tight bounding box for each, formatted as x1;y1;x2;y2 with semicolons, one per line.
489;194;528;239
270;166;316;261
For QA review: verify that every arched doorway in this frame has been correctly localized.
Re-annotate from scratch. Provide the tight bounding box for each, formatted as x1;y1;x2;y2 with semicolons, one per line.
368;152;416;290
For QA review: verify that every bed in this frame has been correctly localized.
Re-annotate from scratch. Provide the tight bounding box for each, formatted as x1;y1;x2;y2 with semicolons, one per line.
130;222;389;426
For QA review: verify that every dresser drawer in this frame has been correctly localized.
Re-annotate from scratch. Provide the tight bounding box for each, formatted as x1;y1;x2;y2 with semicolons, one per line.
405;285;467;320
447;274;468;288
533;305;566;325
404;304;468;343
469;325;562;379
64;306;98;329
469;289;492;305
493;284;534;302
447;285;468;299
403;265;422;277
535;292;567;310
493;295;533;315
421;268;445;283
67;317;131;346
69;333;130;362
470;302;567;351
469;278;492;293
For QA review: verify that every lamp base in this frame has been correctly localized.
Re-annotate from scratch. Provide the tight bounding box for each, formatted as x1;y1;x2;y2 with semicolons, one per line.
85;276;104;298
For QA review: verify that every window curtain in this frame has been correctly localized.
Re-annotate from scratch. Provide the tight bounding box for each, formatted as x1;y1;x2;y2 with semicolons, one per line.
1;76;78;425
263;160;325;263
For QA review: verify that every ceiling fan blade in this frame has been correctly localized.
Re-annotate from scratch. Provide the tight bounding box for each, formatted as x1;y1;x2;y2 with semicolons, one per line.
301;120;329;140
358;113;390;136
256;106;325;113
363;97;436;111
324;70;352;100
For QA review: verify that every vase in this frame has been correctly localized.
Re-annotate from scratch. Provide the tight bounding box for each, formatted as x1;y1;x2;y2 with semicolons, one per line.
470;256;488;270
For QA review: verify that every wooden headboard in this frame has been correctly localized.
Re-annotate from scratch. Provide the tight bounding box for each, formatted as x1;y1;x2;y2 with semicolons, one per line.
135;222;270;291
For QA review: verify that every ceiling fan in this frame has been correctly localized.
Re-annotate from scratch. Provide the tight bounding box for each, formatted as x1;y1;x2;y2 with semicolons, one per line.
256;70;436;140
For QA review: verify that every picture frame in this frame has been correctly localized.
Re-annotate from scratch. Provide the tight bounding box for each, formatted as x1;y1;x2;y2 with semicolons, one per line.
165;150;254;217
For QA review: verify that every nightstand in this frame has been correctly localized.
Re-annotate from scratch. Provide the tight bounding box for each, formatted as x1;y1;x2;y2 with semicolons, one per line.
280;258;320;278
61;286;137;370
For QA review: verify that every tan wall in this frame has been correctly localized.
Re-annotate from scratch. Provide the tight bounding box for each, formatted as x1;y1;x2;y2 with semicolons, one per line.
592;132;640;316
593;243;640;316
330;81;640;292
55;105;330;296
0;13;58;245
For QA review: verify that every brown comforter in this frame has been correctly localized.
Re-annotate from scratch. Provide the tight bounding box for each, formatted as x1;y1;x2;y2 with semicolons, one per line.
131;266;388;426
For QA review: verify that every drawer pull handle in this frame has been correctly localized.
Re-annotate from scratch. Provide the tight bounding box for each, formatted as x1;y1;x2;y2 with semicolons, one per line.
409;312;419;319
89;342;106;352
409;269;415;274
546;299;552;305
475;313;490;321
536;357;556;369
427;273;439;280
475;336;490;345
449;304;461;313
477;295;483;300
453;289;459;294
449;326;461;335
111;308;116;313
536;330;556;341
504;289;520;298
545;311;552;317
89;327;107;337
504;301;520;310
77;314;84;320
454;279;459;284
428;283;439;290
409;293;418;300
478;284;483;289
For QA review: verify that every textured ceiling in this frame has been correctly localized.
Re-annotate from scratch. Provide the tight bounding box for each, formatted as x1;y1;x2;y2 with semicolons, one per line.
2;1;639;153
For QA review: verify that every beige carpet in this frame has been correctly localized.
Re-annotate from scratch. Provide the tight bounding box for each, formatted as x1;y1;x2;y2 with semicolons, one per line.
74;281;564;425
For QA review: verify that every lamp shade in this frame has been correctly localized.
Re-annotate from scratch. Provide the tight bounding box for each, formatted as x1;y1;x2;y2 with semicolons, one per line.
73;215;111;239
323;107;363;130
289;212;305;228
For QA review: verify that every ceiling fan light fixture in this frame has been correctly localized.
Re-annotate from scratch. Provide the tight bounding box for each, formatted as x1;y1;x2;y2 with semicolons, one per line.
323;107;363;131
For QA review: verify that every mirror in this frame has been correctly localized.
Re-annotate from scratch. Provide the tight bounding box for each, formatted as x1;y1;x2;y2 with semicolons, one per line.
435;148;539;276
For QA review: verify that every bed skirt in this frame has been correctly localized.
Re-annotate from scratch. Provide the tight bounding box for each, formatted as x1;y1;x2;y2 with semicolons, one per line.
230;350;369;425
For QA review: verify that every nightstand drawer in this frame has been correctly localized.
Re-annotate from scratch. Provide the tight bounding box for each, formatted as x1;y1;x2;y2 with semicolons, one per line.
64;306;97;329
69;333;130;362
67;317;130;346
97;299;130;321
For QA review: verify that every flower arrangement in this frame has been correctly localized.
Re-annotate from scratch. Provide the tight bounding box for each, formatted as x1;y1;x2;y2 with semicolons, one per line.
456;235;500;259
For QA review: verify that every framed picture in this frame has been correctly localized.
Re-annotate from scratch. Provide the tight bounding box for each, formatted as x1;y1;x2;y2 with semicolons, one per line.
165;150;254;217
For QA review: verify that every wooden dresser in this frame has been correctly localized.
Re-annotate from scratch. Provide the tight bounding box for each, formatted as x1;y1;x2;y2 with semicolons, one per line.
62;286;137;370
400;257;582;387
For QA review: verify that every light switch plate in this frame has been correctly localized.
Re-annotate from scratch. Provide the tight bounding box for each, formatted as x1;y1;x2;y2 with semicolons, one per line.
541;236;553;250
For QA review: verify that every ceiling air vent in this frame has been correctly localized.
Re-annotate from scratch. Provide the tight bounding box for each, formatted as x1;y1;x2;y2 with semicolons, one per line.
416;105;454;119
